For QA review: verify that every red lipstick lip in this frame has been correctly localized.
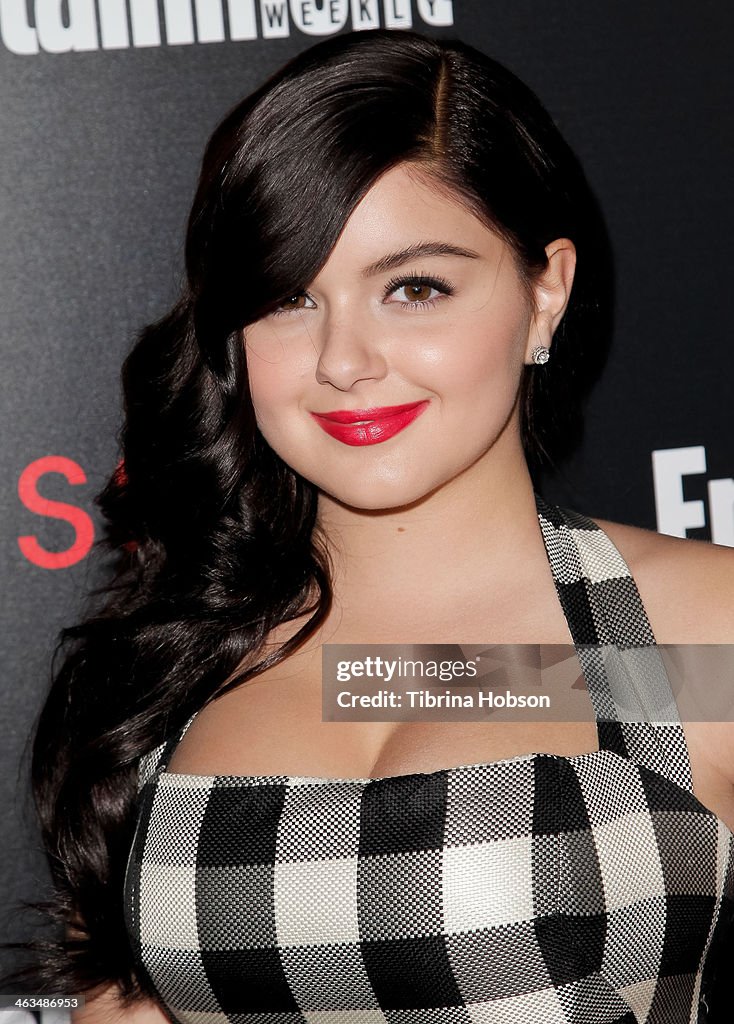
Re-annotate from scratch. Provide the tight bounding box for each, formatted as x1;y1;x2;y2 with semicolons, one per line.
310;400;429;446
312;401;427;424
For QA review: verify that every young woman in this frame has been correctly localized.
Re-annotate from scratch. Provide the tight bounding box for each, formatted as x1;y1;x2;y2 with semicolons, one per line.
16;28;734;1024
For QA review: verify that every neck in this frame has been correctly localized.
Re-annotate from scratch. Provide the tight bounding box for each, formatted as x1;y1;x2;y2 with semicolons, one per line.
314;449;543;620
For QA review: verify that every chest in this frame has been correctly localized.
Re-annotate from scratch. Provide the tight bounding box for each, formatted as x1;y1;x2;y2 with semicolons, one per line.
165;641;734;836
167;631;590;775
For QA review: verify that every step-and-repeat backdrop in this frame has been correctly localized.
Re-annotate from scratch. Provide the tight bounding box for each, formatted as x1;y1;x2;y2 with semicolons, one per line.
1;0;732;1015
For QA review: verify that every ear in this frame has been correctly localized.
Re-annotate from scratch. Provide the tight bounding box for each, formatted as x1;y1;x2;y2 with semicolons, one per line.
524;238;577;364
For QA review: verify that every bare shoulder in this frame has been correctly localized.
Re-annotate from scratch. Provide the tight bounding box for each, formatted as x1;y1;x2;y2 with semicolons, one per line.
592;517;734;787
591;516;734;643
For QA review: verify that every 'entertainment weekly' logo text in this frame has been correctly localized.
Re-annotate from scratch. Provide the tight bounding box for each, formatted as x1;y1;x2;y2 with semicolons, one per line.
0;0;454;55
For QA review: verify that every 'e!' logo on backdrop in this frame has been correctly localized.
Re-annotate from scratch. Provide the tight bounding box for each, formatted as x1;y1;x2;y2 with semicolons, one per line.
0;0;454;55
653;446;734;546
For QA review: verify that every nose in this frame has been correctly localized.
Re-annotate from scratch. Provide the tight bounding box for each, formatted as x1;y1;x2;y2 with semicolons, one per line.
314;311;388;391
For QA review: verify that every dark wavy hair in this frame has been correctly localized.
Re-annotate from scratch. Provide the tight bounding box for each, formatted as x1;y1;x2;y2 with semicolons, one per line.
5;28;612;1006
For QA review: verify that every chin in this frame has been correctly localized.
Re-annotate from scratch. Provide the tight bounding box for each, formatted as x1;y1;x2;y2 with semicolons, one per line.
317;476;438;513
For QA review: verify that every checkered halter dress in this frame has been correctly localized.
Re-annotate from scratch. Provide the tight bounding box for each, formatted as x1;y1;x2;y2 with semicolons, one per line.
123;497;734;1023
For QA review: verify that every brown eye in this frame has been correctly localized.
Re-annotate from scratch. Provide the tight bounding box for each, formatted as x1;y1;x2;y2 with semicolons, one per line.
272;292;315;317
383;274;452;308
283;294;308;309
403;283;434;302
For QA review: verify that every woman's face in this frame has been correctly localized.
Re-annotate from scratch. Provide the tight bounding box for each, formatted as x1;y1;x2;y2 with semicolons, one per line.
244;163;562;511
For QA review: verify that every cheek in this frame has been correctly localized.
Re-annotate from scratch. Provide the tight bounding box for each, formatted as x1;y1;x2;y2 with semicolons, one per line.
419;307;528;389
244;335;306;425
245;358;278;419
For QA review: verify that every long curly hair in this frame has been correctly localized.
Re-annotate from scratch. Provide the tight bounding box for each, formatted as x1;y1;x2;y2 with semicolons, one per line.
5;28;612;1005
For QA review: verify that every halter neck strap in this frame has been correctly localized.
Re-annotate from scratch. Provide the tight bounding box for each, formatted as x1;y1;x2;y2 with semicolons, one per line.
535;494;694;793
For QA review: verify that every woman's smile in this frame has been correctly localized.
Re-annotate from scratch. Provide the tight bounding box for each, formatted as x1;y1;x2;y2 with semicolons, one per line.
310;400;430;445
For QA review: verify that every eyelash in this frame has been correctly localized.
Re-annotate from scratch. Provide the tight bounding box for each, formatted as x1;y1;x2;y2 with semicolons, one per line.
271;271;454;316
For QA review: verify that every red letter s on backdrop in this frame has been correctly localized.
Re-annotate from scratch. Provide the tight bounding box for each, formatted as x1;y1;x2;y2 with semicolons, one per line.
18;456;95;569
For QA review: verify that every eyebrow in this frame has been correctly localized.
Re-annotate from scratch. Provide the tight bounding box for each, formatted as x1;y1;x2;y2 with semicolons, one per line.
361;241;481;277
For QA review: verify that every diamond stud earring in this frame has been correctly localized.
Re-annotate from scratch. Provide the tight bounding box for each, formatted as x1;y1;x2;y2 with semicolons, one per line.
531;345;550;365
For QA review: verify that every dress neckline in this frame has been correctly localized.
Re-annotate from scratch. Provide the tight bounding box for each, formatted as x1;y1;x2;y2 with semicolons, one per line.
161;747;594;785
156;745;734;842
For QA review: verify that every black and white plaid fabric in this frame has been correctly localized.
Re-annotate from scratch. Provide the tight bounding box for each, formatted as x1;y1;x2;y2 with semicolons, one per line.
123;498;734;1023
